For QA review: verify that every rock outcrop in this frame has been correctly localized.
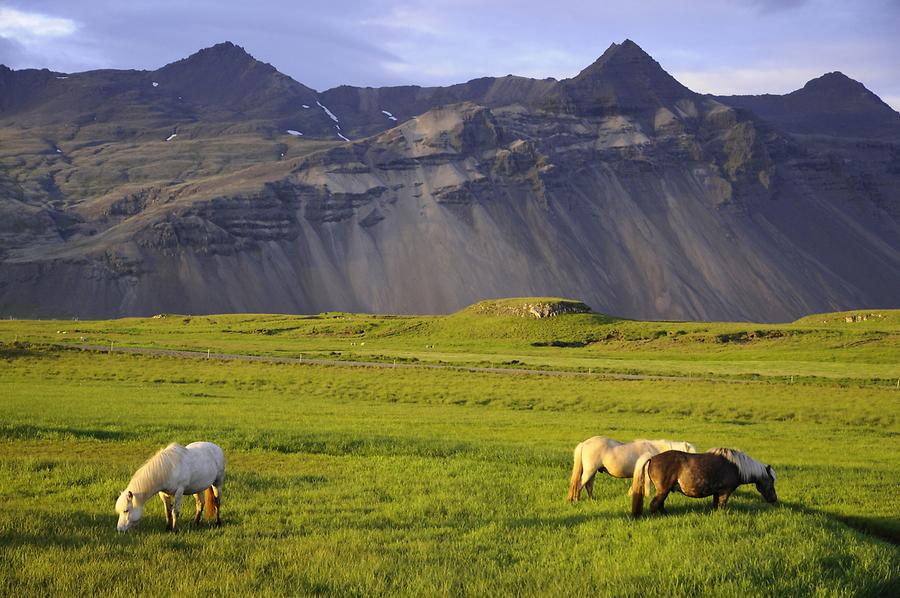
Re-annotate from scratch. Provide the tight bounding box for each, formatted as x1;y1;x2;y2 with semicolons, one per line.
468;299;593;319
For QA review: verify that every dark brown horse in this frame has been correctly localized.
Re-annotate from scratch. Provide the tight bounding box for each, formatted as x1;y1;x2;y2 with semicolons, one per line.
630;448;777;517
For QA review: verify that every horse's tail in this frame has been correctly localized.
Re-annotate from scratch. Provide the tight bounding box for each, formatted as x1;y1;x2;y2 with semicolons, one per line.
630;453;652;517
204;486;217;519
628;453;653;497
567;442;584;501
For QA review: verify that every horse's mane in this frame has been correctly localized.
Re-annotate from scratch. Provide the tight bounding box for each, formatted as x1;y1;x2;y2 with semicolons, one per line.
637;439;697;453
707;448;774;483
128;442;186;495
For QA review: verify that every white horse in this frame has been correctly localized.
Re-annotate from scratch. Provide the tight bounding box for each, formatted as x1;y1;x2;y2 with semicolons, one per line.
567;435;696;500
116;442;225;532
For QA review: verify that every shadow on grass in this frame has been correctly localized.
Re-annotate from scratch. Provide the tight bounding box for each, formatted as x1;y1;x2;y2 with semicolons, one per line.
0;528;96;551
780;500;900;546
0;423;130;442
510;511;616;529
1;508;231;551
628;490;782;518
631;495;900;546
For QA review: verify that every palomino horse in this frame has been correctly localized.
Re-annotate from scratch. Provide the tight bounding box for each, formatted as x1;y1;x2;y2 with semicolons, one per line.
630;448;778;517
116;442;225;532
567;436;696;500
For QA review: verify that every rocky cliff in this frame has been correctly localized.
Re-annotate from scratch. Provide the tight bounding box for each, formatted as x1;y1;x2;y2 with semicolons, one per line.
1;40;898;321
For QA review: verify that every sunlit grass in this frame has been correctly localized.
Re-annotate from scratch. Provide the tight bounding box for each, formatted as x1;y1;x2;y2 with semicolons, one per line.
0;307;898;595
1;303;897;383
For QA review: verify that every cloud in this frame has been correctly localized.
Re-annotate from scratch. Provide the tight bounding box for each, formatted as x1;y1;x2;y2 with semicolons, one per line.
503;48;583;80
0;6;87;71
360;5;443;37
743;0;808;13
0;7;77;42
673;66;823;95
0;35;26;65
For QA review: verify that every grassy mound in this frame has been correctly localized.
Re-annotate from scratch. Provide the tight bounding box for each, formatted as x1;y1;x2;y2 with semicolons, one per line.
416;298;613;346
462;298;594;319
794;309;900;328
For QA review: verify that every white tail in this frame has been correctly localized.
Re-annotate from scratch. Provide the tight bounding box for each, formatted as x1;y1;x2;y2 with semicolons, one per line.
567;442;584;501
628;452;653;497
630;453;653;517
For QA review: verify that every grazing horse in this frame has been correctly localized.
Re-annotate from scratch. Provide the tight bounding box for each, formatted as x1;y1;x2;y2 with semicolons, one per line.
630;448;777;517
567;436;697;501
116;442;225;532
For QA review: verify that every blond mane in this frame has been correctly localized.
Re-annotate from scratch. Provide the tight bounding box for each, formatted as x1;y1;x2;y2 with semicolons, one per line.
128;442;186;495
637;439;697;453
707;447;774;483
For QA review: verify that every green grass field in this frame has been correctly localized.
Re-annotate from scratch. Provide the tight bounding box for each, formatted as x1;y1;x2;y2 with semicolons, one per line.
1;300;898;596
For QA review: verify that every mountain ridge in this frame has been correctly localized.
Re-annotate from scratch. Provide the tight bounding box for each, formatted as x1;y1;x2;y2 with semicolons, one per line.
4;39;896;140
0;40;897;321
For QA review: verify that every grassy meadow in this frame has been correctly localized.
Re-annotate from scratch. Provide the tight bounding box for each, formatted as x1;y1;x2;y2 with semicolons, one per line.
1;300;898;595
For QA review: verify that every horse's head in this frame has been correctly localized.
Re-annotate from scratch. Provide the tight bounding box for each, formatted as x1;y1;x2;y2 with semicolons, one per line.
115;490;144;532
754;465;778;504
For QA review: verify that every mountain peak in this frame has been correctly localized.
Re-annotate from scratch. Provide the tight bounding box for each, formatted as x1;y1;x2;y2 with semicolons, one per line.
719;69;900;137
790;70;898;117
559;39;696;120
574;39;658;80
210;41;241;51
161;41;263;73
151;40;317;112
200;41;254;59
799;71;866;94
818;71;853;81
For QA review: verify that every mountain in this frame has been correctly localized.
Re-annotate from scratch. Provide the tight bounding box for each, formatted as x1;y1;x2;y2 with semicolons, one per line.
717;71;900;139
152;41;315;111
550;40;700;126
0;41;898;321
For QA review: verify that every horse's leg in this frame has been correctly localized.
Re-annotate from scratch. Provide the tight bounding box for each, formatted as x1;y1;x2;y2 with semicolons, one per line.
649;471;674;515
580;469;597;500
584;474;596;500
712;493;719;510
170;488;184;532
193;492;203;525
718;490;733;509
212;483;222;527
649;487;671;514
580;450;602;501
159;492;172;531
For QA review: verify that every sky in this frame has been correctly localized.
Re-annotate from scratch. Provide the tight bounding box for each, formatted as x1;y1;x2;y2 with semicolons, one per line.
1;0;899;110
